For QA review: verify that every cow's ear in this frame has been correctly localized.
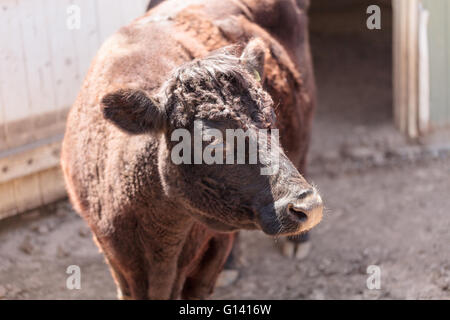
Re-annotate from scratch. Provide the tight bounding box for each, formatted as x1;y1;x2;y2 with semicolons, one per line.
240;38;266;82
101;89;166;134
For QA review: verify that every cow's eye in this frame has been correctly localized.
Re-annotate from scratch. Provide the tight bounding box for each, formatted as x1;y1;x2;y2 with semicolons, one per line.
251;111;263;122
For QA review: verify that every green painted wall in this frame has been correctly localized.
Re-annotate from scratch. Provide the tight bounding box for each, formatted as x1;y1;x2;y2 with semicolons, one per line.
422;0;450;127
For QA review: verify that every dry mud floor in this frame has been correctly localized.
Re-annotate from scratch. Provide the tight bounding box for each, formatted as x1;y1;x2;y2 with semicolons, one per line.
0;158;449;300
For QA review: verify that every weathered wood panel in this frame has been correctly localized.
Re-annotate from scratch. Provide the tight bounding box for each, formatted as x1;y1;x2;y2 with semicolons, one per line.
0;166;65;220
0;135;62;184
407;0;419;138
0;1;32;146
392;0;441;137
422;0;449;128
393;0;420;137
418;3;430;134
18;0;57;136
0;0;149;219
0;0;149;152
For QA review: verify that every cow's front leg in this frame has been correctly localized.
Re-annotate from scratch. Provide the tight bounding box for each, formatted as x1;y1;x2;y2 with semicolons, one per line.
216;232;241;288
182;233;235;299
94;227;180;300
93;233;149;299
146;261;179;299
141;240;185;299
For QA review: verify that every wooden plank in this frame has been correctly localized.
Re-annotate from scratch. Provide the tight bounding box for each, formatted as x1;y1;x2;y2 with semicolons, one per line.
393;0;423;137
0;166;67;220
96;0;127;42
0;136;62;184
120;0;149;26
418;4;430;134
18;0;57;122
0;179;18;220
0;76;7;149
0;0;156;221
392;0;399;127
0;0;71;151
407;0;418;137
0;1;32;133
96;0;148;42
71;0;101;83
13;172;43;213
0;108;67;153
38;166;66;205
393;0;404;131
42;0;80;116
397;0;408;133
447;0;450;126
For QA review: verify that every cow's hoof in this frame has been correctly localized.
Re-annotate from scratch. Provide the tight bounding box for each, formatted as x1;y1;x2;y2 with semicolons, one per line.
216;269;239;288
294;241;312;260
277;238;312;260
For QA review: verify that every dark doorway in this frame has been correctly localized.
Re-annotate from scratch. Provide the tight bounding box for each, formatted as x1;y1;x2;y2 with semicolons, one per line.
308;0;395;159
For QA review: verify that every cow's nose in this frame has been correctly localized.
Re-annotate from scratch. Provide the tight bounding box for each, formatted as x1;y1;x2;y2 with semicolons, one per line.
287;189;323;228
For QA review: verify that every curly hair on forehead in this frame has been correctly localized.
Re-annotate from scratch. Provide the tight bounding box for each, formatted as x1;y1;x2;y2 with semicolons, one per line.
161;46;276;130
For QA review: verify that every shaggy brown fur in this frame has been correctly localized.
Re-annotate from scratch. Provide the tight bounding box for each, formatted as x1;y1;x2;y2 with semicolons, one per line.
61;0;320;299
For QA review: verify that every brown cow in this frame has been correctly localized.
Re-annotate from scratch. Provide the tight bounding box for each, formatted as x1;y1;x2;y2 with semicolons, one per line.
61;0;321;299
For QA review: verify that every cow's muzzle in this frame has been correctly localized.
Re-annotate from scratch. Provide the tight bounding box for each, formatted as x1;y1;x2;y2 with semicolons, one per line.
285;189;323;232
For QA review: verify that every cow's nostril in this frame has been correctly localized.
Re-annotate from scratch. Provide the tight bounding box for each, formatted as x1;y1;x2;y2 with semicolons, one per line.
287;204;308;223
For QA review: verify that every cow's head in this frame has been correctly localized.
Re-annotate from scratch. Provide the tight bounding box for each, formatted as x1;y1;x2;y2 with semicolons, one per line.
101;39;323;237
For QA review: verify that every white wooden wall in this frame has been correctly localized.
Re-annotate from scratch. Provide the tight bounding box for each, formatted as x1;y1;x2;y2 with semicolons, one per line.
0;0;149;219
0;0;149;150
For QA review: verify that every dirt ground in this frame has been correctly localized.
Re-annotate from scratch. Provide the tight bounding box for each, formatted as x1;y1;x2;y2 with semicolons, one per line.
0;2;449;300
